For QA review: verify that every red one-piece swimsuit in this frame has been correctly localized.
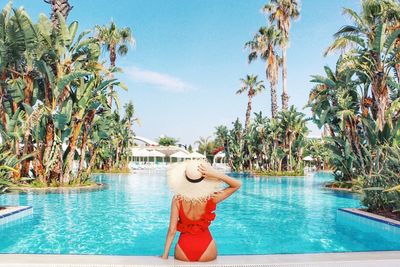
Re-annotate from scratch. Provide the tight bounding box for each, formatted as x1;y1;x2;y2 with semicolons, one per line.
177;198;217;261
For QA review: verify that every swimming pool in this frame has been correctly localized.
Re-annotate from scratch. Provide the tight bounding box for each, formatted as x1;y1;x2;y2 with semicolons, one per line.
0;172;399;255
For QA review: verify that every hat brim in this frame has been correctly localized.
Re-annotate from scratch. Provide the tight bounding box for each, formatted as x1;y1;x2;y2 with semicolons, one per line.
167;161;223;201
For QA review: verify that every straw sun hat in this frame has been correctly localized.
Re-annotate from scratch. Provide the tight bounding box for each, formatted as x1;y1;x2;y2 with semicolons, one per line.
167;159;223;202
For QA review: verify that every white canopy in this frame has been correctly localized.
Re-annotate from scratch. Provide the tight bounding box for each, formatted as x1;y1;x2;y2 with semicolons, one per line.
303;156;314;161
132;149;150;157
149;150;165;157
170;151;190;159
214;151;226;158
189;151;206;159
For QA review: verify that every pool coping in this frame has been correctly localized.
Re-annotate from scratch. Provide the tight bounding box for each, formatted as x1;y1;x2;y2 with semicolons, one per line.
339;208;400;228
0;251;400;266
0;206;32;219
8;183;107;193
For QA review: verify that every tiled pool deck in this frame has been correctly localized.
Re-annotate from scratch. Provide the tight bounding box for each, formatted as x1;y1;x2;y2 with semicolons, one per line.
0;252;400;267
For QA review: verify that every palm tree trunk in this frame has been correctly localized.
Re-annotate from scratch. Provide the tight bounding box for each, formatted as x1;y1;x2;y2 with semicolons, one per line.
13;130;21;181
62;119;83;184
270;81;278;118
108;45;116;107
115;146;120;167
281;47;289;111
45;0;73;28
288;140;292;171
33;141;45;182
278;159;282;172
0;71;7;131
86;146;97;178
43;119;54;172
395;63;400;84
245;93;253;129
21;74;34;177
21;134;32;178
77;110;95;183
371;52;389;131
395;38;400;83
296;147;303;171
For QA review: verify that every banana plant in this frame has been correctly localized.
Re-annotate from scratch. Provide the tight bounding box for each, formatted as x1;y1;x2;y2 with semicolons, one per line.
0;2;135;187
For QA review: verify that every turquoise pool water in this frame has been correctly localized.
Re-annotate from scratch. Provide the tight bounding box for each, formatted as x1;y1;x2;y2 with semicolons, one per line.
0;172;400;255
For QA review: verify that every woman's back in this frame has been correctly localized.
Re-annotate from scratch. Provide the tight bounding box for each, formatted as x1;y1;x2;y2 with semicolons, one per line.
180;199;212;221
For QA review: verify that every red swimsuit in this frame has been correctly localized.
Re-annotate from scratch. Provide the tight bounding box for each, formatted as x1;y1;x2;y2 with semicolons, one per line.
177;198;217;261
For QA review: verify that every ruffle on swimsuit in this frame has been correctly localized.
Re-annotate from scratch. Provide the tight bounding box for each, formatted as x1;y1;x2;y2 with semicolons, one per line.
177;199;216;234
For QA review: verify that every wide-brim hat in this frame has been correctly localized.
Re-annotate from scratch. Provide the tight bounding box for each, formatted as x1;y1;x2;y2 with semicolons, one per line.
167;159;223;201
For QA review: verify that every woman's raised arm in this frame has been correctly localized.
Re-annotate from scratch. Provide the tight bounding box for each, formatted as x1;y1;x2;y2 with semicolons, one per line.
198;164;242;204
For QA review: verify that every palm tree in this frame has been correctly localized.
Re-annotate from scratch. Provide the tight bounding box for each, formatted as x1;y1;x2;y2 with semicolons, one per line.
195;136;215;156
214;125;228;148
124;102;135;127
236;75;265;129
246;25;282;118
325;0;400;57
308;0;400;184
95;22;135;107
263;0;300;111
221;106;307;173
227;119;245;171
324;0;400;131
277;106;308;171
44;0;73;28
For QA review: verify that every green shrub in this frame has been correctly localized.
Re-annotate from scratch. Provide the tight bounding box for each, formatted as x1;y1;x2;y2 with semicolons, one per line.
252;169;305;177
361;145;400;212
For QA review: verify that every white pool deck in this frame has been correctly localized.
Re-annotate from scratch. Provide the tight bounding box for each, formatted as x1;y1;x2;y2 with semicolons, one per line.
1;251;400;267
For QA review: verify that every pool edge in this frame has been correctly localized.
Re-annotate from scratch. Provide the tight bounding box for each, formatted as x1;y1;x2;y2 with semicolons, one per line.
339;208;400;228
0;251;400;266
0;206;33;225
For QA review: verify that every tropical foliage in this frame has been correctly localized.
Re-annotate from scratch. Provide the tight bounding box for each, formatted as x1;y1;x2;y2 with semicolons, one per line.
218;106;308;173
0;143;23;193
91;102;137;172
195;136;217;156
157;136;178;146
0;3;135;187
307;0;400;212
303;138;331;171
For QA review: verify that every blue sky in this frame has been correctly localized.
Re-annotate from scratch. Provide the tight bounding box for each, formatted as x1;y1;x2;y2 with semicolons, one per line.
5;0;360;146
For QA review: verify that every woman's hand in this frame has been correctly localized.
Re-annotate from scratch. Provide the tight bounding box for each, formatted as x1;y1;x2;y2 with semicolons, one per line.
160;255;168;259
198;163;220;180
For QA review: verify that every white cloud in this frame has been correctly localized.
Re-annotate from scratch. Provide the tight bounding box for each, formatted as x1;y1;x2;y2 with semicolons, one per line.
125;66;194;92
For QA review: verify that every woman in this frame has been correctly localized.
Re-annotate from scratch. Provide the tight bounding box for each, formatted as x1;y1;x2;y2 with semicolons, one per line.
161;160;242;262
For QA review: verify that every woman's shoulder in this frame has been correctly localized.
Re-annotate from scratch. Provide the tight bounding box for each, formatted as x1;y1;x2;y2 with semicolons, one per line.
208;196;218;207
210;191;223;203
172;195;182;208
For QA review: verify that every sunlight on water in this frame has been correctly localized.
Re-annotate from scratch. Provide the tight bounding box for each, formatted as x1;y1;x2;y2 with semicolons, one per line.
0;172;399;255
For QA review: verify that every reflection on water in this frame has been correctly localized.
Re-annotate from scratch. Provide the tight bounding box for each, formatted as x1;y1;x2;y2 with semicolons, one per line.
0;172;399;255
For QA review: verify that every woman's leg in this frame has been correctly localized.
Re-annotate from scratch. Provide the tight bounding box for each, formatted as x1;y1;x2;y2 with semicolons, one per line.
198;240;217;262
174;244;189;261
